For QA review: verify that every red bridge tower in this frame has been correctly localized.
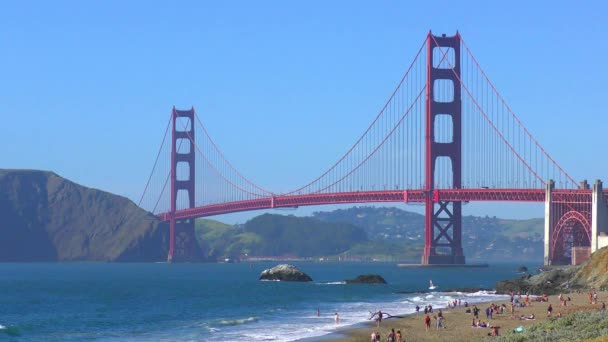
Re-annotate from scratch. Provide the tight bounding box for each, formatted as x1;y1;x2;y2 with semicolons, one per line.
422;32;465;265
168;107;201;262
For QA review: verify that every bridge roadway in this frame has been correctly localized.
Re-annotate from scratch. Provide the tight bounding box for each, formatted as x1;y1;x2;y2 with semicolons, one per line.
159;188;604;220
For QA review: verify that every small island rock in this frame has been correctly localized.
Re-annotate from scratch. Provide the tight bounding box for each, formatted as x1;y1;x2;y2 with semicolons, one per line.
345;274;387;284
517;265;528;273
259;264;313;282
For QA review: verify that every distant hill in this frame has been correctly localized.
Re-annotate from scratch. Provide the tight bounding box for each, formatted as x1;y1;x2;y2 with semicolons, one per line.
195;206;544;262
0;169;168;261
313;206;544;261
196;213;368;260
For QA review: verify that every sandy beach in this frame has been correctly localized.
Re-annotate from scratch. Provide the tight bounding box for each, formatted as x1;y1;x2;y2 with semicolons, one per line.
330;291;607;341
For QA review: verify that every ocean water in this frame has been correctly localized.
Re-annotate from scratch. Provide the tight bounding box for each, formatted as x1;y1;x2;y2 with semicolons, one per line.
0;262;531;341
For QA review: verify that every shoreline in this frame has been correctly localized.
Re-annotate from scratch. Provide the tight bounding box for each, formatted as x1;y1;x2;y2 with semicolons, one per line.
322;291;606;342
296;290;510;342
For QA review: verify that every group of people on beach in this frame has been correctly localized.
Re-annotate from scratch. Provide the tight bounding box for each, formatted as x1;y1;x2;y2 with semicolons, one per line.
422;309;446;331
370;328;401;342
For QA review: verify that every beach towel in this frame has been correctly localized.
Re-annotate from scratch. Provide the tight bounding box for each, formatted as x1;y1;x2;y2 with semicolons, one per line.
514;326;525;333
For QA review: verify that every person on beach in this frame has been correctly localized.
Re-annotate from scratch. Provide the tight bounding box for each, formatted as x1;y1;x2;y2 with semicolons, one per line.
424;314;431;331
438;315;446;329
334;312;339;324
602;302;606;312
473;305;480;319
415;305;420;313
547;304;553;317
396;330;402;342
370;331;376;342
387;328;395;342
424;305;428;314
375;310;382;327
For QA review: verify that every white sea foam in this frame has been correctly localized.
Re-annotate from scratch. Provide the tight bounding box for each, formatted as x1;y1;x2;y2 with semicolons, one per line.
0;324;5;330
316;281;346;285
216;316;259;326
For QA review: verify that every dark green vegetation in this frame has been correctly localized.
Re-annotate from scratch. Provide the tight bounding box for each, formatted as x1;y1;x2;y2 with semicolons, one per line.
491;310;608;342
496;246;608;295
196;214;367;261
198;206;544;262
0;169;168;261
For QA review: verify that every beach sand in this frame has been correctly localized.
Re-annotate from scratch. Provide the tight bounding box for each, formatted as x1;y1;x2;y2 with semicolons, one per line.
330;291;607;342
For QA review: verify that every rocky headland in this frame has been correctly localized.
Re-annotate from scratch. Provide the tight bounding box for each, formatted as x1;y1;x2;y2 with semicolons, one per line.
0;169;169;261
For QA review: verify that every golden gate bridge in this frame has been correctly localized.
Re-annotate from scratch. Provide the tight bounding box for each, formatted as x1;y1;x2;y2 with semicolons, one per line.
138;32;608;266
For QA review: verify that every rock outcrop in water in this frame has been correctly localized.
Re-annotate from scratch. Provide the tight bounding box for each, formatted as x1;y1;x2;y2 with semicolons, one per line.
345;274;387;284
0;169;173;261
259;264;313;281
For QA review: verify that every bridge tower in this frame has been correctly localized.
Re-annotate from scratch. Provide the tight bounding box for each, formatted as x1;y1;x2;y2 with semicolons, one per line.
168;107;201;262
422;32;465;265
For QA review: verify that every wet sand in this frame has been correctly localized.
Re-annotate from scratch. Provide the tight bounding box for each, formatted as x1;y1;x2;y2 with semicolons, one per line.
330;291;607;342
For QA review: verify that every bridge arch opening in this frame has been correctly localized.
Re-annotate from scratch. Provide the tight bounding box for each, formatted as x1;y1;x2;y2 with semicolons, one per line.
176;161;190;181
434;114;454;143
434;156;454;189
551;210;591;265
433;79;455;103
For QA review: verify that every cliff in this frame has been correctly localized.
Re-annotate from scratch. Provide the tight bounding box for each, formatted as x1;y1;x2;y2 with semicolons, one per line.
0;169;168;261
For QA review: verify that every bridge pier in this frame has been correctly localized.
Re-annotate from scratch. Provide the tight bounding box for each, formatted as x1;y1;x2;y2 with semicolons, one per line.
592;180;608;253
543;180;554;265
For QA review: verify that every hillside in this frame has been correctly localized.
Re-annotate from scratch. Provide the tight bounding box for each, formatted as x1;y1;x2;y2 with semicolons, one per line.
0;169;168;261
496;246;608;294
195;207;545;262
313;206;544;261
195;214;368;260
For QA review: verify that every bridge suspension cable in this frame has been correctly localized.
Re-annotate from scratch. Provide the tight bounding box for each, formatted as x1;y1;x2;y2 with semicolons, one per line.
139;32;580;218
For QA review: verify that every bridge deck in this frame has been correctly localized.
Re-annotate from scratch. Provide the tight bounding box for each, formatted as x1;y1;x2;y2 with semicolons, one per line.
158;188;598;220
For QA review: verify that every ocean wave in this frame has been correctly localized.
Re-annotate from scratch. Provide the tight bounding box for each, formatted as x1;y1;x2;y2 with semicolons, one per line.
464;290;499;297
243;333;279;340
260;279;281;282
316;281;346;285
215;317;259;326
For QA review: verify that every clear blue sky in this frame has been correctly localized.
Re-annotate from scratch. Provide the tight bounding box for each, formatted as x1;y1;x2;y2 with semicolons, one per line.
2;1;606;223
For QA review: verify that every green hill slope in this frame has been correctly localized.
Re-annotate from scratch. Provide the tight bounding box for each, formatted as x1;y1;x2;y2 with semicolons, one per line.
195;213;368;260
